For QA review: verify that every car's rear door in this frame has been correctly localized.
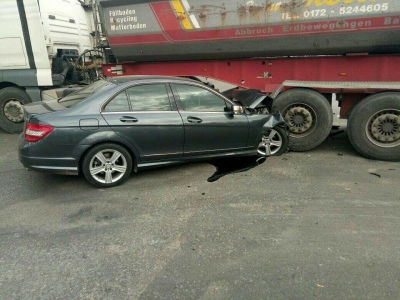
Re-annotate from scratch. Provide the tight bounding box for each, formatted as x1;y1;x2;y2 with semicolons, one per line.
171;83;249;156
101;83;184;161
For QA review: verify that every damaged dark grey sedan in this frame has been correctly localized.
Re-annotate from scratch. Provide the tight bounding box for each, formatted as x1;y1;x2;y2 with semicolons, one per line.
19;76;288;187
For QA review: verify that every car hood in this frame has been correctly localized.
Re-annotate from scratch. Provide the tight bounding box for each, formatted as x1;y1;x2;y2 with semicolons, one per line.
233;89;268;109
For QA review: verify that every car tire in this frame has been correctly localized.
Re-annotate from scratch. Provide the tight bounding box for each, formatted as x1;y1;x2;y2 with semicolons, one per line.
82;143;133;188
258;126;289;156
272;88;333;152
348;92;400;161
0;87;31;133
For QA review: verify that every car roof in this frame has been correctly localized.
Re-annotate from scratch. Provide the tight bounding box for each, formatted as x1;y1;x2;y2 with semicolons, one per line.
106;75;199;85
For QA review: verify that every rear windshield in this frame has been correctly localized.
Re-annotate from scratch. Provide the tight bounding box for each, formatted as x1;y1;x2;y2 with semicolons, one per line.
58;80;114;108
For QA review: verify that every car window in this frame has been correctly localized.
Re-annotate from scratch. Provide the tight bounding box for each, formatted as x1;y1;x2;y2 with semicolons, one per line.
126;84;171;111
103;91;130;112
174;84;227;112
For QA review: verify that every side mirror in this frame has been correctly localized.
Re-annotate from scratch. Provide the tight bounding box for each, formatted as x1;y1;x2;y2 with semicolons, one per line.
232;105;245;115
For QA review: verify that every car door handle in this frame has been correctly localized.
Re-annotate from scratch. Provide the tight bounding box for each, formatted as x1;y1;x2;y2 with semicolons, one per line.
120;116;138;123
187;116;203;123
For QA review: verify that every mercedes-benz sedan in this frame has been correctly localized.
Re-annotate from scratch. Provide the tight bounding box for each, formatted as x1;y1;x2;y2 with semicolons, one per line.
19;76;288;187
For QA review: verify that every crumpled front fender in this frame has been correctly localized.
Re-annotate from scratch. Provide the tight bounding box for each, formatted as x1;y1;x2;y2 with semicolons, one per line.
262;112;287;131
259;113;290;155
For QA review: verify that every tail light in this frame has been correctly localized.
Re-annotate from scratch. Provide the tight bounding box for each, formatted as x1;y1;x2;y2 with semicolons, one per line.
25;123;54;142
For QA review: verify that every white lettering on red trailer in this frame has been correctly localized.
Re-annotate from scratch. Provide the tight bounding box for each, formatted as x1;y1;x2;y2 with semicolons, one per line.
384;17;400;25
235;27;274;36
282;19;372;33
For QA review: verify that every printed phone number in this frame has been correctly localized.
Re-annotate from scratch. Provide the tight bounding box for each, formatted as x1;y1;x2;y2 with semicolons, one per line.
303;3;389;18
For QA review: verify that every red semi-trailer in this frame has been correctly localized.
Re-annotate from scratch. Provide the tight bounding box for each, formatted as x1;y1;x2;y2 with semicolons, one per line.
98;0;400;161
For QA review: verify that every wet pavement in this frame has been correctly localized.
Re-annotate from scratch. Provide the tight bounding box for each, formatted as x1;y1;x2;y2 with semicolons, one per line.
1;126;400;299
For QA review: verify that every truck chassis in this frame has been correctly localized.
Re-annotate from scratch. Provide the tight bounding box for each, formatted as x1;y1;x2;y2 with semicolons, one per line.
103;54;400;161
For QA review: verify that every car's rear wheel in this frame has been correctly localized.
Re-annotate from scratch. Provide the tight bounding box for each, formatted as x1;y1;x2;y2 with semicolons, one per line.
82;144;132;188
257;126;288;156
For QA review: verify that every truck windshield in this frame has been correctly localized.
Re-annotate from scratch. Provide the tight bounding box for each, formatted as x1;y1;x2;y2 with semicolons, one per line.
58;80;114;108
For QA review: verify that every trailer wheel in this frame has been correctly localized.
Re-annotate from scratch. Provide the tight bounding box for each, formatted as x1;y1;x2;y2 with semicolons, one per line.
348;92;400;161
51;57;64;74
0;87;31;133
272;88;333;151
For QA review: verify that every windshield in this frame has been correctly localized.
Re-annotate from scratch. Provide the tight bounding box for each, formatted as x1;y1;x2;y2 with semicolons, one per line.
58;80;115;108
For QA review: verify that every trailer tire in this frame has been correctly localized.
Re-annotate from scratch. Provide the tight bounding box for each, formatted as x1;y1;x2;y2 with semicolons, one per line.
348;92;400;161
51;57;64;74
0;87;31;133
272;88;332;152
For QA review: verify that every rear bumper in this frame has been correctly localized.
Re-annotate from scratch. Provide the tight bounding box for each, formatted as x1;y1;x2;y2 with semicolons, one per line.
19;154;79;175
18;134;80;175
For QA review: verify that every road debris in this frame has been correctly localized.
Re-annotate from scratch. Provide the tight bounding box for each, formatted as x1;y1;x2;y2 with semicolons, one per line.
369;173;381;178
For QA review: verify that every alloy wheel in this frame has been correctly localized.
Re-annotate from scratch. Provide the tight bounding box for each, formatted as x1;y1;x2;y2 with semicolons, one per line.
258;129;283;156
89;149;128;184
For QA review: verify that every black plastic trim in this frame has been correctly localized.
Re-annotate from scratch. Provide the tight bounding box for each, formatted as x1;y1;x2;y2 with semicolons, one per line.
16;0;36;70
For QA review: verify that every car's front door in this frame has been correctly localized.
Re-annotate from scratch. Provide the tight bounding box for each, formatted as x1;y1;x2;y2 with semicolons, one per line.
171;83;249;156
101;83;184;161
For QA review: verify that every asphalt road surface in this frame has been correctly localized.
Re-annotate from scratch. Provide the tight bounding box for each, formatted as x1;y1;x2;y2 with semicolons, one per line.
1;126;400;299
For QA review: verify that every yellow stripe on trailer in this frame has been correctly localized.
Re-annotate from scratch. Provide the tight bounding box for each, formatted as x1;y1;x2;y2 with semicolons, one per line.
171;0;192;30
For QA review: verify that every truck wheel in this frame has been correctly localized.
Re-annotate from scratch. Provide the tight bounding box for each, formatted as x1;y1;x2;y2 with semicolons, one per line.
0;87;31;133
272;88;333;151
348;92;400;161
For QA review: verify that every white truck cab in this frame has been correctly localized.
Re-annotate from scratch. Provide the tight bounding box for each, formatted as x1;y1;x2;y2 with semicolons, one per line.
0;0;93;133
